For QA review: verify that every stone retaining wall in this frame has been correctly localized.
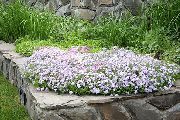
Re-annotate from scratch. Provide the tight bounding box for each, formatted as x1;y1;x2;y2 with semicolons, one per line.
37;0;144;20
2;0;151;20
0;41;180;120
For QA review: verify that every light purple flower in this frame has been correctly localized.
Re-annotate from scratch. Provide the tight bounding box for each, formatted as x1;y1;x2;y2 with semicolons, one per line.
22;46;180;95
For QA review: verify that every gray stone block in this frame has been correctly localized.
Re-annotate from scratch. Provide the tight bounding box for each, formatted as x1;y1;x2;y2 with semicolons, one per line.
0;40;6;44
25;0;37;6
60;0;70;5
166;103;180;120
16;69;24;89
90;102;132;120
95;2;123;19
72;9;96;20
57;107;101;120
0;52;4;72
80;0;92;8
0;43;15;52
4;51;23;85
2;54;11;79
147;93;180;110
12;57;28;69
34;1;45;10
56;4;71;16
43;111;65;120
44;0;62;11
123;99;163;120
9;61;18;85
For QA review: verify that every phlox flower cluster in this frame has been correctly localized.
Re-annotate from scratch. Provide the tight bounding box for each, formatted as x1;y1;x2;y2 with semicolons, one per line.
23;46;180;95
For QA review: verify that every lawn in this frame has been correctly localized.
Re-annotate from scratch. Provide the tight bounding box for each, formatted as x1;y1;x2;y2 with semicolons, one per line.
0;73;30;120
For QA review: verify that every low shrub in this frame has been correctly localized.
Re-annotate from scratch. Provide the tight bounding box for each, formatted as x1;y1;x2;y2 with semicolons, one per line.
15;36;103;56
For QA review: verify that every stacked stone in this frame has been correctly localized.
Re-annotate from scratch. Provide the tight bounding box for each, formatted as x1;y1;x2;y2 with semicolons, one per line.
70;0;122;20
2;0;150;20
23;0;145;20
0;41;180;120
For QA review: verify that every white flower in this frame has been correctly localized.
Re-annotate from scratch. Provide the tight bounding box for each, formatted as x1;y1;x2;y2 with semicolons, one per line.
69;91;73;95
23;46;180;95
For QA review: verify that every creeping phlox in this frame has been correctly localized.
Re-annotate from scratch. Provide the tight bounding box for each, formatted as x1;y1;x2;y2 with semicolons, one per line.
23;46;180;95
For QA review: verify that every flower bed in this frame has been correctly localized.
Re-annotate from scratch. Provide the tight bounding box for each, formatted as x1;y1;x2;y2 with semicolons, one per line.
23;46;180;95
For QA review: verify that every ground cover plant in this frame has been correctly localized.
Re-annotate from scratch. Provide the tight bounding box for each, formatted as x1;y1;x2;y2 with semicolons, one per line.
0;73;30;120
23;47;180;95
15;36;103;56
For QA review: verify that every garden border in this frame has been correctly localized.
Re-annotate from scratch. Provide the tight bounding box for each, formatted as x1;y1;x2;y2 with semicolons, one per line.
0;41;180;120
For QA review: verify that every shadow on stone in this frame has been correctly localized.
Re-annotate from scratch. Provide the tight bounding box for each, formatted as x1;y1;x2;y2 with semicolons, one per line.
147;92;180;110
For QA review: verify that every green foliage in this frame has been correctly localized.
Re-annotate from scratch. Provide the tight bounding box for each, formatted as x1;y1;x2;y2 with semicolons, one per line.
0;0;60;42
15;36;102;56
83;15;146;48
0;73;30;120
138;28;171;52
162;43;180;65
146;0;180;41
0;1;93;42
173;73;180;81
0;0;180;64
66;85;90;95
81;14;180;64
0;1;29;42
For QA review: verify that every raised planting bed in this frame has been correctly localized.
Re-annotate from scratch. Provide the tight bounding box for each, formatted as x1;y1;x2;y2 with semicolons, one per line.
0;41;180;120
